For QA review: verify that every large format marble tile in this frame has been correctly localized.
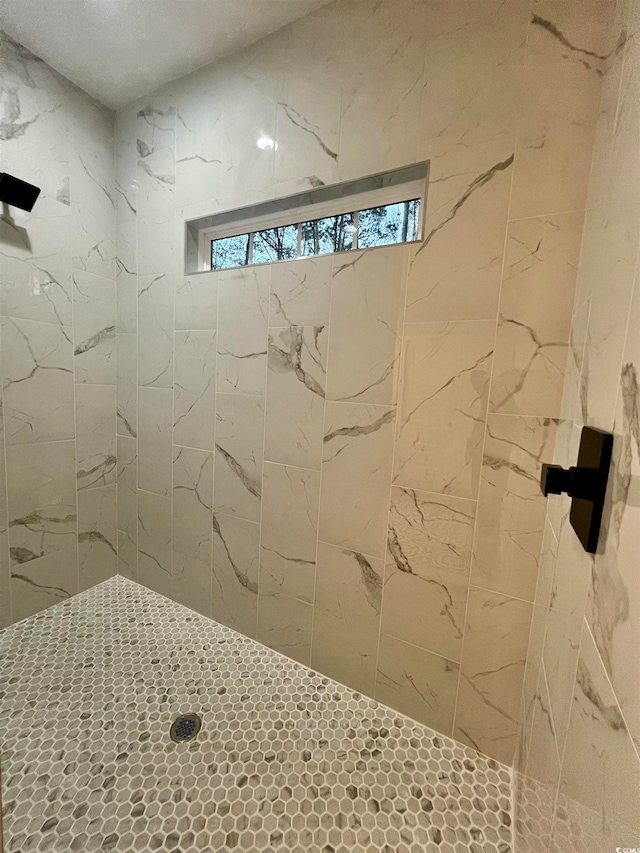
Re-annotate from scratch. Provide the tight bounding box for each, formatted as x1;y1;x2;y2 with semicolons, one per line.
319;402;395;559
509;0;609;219
0;197;72;327
326;247;407;405
137;148;175;276
175;275;218;331
75;384;117;491
116;332;137;438
10;545;79;624
6;440;77;567
383;486;475;662
117;529;137;581
73;270;116;385
217;266;269;396
116;435;137;545
175;77;225;208
78;484;117;591
455;588;533;764
264;325;327;469
69;114;116;280
336;0;425;179
136;96;176;159
137;273;174;388
491;212;583;418
172;446;213;617
211;512;259;638
376;633;459;736
1;316;74;445
259;462;319;604
394;320;494;499
137;386;172;497
137;488;172;597
269;256;331;329
526;663;561;790
560;621;640;834
311;541;383;697
471;415;557;602
173;330;216;451
257;591;313;667
214;393;265;523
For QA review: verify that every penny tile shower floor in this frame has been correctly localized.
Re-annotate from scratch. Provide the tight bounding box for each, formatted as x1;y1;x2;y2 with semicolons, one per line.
0;577;514;852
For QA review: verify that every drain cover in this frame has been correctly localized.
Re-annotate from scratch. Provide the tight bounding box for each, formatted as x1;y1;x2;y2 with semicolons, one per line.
170;713;202;743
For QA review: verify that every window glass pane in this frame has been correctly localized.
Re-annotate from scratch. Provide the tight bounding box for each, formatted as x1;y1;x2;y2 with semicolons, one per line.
300;213;355;257
357;198;421;249
252;225;298;264
212;233;250;270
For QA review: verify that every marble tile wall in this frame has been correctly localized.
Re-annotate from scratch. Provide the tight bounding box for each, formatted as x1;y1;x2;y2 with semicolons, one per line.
0;32;117;626
113;0;614;768
513;0;640;848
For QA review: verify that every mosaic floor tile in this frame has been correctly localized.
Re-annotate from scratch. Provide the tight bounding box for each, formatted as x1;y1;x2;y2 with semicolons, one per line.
0;576;514;852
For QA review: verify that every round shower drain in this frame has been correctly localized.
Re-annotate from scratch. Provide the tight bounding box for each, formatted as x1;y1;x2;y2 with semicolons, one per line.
170;713;202;743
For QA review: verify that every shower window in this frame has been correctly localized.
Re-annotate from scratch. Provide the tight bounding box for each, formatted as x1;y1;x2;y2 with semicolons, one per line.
193;162;429;274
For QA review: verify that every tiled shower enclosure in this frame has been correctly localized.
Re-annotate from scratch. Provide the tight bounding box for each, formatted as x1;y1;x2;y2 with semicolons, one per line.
1;0;639;850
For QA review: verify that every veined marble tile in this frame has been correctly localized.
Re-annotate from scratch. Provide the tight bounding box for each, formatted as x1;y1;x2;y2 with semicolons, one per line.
6;440;77;567
394;320;494;499
173;330;216;451
509;0;610;219
137;386;172;497
376;634;459;736
404;155;511;324
560;620;640;834
75;384;116;491
70;132;116;280
336;1;425;179
214;393;265;523
175;80;225;208
116;261;137;334
0;197;72;326
137;489;172;597
455;588;532;764
116;435;137;544
172;446;213;617
1;316;74;445
0;400;9;629
319;402;395;559
217;266;269;396
116;332;137;438
137;273;174;388
136;97;176;159
580;205;639;433
117;529;137;581
175;274;218;331
264;325;327;470
417;0;526;174
212;512;259;638
257;591;313;667
78;484;117;591
137;148;175;277
269;255;331;328
259;462;319;604
274;65;341;189
550;790;640;853
491;212;583;418
311;541;383;697
471;415;558;602
10;544;78;623
73;270;116;385
526;663;561;790
383;487;475;662
326;247;407;405
0;32;70;205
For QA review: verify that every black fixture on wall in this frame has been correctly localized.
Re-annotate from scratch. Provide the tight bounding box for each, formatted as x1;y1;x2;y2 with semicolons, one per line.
0;172;41;212
540;426;613;553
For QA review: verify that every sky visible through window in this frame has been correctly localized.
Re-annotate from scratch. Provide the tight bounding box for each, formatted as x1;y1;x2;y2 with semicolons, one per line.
211;198;421;271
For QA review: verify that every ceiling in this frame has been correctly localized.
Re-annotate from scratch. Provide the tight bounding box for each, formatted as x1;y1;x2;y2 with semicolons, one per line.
0;0;332;110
